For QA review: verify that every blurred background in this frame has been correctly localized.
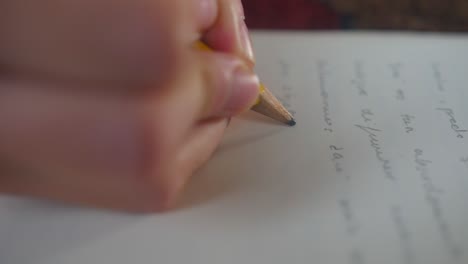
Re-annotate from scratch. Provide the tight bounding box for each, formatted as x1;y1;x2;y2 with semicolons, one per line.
243;0;468;32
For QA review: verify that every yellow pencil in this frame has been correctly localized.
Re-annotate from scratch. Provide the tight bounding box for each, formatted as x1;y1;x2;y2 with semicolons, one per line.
195;41;296;126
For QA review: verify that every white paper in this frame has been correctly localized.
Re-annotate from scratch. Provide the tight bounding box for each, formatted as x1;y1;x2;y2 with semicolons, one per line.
1;31;468;264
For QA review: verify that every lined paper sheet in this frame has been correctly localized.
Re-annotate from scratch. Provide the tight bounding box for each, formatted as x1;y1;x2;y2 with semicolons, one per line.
0;31;467;264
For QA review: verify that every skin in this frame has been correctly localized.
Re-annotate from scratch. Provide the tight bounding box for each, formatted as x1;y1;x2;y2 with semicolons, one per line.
0;0;259;212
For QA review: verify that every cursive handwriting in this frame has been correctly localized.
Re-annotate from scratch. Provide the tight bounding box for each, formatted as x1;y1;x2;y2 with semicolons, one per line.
396;89;406;101
391;206;415;264
355;123;395;181
436;108;467;139
389;63;403;79
329;145;344;173
361;109;373;123
339;199;360;236
318;60;333;133
414;149;434;178
388;63;406;101
351;61;367;96
278;60;296;115
401;114;415;133
414;149;463;259
432;63;446;92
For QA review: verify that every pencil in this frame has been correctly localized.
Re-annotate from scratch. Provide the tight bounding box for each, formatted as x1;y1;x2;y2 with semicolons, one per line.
195;41;296;126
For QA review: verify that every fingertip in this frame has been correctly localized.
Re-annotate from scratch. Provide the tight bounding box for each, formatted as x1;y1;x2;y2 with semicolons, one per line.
223;66;260;115
200;53;260;118
201;0;254;65
196;0;218;31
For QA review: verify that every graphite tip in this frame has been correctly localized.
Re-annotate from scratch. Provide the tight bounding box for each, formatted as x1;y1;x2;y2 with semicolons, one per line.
287;119;296;127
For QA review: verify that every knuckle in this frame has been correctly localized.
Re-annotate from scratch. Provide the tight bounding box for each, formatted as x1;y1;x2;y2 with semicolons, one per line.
131;114;185;212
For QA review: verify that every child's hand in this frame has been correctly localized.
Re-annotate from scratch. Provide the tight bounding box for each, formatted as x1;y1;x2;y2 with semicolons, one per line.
0;0;259;212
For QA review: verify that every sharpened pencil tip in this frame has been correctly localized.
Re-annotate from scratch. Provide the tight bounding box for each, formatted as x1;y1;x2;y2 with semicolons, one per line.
287;119;296;126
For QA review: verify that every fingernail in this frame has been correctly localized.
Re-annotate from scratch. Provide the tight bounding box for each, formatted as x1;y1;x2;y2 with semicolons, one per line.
236;0;245;17
223;66;260;115
236;1;255;62
198;0;218;29
239;21;255;62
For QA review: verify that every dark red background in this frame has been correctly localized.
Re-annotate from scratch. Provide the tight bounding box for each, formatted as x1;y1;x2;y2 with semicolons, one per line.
243;0;341;30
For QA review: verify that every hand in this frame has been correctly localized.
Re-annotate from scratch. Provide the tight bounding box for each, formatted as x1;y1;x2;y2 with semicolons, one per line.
0;0;258;212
